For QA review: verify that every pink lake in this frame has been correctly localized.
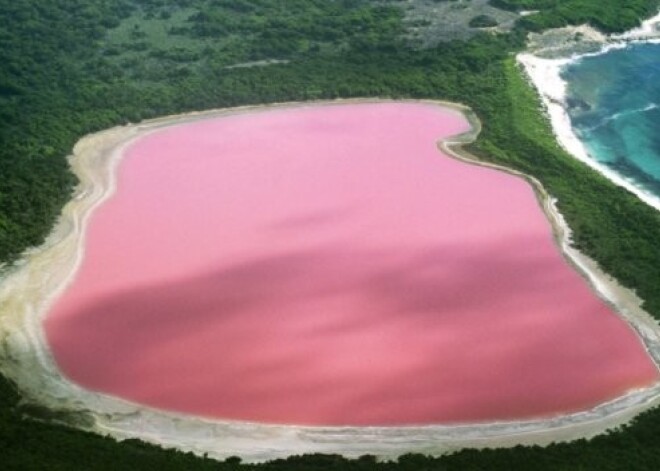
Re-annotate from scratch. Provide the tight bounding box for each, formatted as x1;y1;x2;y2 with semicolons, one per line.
45;103;658;426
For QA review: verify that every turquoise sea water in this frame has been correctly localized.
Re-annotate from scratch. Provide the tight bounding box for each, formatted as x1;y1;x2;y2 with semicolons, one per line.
562;42;660;196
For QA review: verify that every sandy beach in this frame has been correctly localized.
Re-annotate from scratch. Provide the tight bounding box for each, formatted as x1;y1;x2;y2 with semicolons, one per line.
517;11;660;212
1;98;660;462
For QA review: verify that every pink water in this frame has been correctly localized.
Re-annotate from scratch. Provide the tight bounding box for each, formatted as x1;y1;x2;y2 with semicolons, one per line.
45;103;658;426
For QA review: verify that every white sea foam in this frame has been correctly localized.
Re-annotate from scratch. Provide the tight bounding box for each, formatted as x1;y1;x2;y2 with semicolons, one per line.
583;103;659;133
614;11;660;41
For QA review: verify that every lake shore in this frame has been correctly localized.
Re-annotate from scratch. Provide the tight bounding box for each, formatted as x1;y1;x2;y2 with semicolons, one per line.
2;98;660;462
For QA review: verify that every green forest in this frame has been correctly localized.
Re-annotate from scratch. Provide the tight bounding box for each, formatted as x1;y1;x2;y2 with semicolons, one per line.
2;0;660;469
490;0;658;32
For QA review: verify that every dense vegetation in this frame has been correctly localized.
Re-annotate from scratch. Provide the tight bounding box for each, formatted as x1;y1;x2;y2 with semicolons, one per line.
490;0;659;32
468;14;499;28
2;0;660;469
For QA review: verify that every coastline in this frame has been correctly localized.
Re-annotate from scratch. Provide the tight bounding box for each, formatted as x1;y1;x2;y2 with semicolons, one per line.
517;11;660;212
1;98;660;462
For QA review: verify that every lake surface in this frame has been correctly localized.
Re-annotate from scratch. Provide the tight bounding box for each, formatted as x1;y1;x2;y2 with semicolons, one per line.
563;42;660;196
44;103;658;426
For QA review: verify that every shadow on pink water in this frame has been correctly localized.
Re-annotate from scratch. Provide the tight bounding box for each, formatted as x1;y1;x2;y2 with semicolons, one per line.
45;103;659;426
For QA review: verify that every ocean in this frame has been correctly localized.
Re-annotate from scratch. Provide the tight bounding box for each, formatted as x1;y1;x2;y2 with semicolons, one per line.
561;42;660;197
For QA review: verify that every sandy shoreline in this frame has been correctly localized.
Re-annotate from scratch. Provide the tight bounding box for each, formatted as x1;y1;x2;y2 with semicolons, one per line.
1;98;660;461
517;11;660;212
